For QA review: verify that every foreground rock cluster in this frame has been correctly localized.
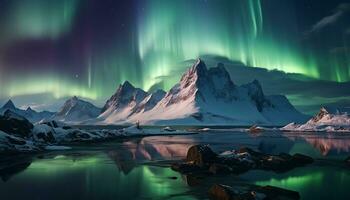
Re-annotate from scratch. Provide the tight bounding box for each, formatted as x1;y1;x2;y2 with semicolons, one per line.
172;145;313;175
171;145;313;200
0;109;124;154
0;109;193;154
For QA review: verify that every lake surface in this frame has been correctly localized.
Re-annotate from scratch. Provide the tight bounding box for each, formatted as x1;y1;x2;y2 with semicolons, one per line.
1;130;350;200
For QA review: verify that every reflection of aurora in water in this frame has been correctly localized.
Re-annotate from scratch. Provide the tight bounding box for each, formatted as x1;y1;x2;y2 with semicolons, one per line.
244;166;350;200
0;154;194;200
2;132;350;199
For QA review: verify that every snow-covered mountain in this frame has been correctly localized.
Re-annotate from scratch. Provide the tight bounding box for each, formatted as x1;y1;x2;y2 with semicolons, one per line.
282;107;350;132
0;100;54;123
98;59;307;125
52;96;101;123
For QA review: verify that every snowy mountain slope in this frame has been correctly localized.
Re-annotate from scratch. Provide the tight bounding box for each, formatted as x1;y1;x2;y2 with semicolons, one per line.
52;96;101;123
99;59;307;125
282;107;350;132
262;95;309;124
98;81;148;123
0;100;54;123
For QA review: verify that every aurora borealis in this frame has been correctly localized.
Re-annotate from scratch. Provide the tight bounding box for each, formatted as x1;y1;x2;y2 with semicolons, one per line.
0;0;349;113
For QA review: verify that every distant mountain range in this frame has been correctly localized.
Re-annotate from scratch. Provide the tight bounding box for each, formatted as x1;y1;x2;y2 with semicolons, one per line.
0;97;101;124
0;100;55;123
282;107;350;132
0;59;310;126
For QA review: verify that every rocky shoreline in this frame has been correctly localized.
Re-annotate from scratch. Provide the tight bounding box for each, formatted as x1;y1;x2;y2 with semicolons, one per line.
171;144;315;200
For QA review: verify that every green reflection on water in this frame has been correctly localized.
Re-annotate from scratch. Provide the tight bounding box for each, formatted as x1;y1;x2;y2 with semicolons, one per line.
255;172;323;191
246;166;350;200
1;154;195;200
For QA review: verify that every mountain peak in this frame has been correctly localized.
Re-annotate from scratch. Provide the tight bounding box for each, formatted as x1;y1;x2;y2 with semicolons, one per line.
26;107;34;112
189;58;208;76
311;107;330;123
320;107;329;114
121;81;134;90
66;96;81;106
2;100;16;110
54;96;101;122
102;81;148;113
71;96;79;101
180;58;209;88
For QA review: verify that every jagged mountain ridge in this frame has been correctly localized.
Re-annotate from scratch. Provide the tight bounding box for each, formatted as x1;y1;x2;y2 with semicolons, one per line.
98;59;307;125
99;81;166;123
0;100;55;123
282;107;350;132
52;96;101;123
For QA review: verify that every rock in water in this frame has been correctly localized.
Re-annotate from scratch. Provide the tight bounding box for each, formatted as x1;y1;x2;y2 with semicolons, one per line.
186;145;218;167
0;110;33;137
173;145;313;174
32;124;56;143
208;184;237;200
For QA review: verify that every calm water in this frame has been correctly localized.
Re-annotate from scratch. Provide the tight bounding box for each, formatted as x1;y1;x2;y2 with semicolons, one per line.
1;130;350;200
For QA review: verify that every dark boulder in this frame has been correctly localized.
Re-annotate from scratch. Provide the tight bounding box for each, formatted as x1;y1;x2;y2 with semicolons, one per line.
35;131;56;143
65;130;92;142
209;164;232;174
238;147;264;160
171;163;202;174
5;136;26;145
0;110;33;138
186;145;218;167
208;184;256;200
208;184;236;200
42;121;59;128
292;153;314;165
172;145;313;175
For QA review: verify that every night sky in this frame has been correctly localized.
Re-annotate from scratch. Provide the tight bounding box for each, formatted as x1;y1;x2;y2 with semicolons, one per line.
0;0;349;113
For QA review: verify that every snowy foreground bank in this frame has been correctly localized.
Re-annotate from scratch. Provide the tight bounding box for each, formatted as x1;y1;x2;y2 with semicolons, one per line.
281;107;350;132
0;110;193;154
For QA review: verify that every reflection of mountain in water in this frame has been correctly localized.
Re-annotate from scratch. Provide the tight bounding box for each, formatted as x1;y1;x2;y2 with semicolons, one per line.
304;137;350;156
0;156;32;182
107;137;194;174
257;138;295;155
285;134;350;156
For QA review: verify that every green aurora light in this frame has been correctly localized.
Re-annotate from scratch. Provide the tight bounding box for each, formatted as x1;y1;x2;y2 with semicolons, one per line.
0;0;348;106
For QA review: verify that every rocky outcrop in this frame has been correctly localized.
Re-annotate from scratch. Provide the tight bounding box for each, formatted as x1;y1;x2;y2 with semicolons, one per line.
0;110;33;138
186;145;218;167
172;145;313;175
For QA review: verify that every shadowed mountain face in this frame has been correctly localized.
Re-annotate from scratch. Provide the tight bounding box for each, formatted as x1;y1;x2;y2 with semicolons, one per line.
98;59;308;125
0;100;54;123
52;96;101;122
